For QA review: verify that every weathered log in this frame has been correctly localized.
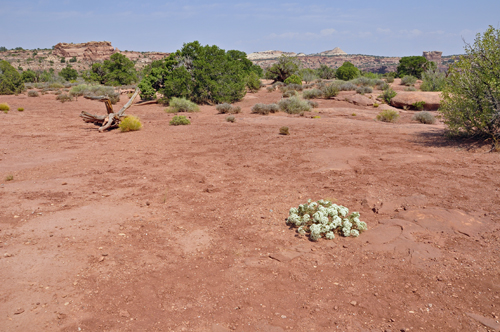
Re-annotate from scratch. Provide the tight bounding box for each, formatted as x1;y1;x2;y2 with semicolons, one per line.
79;88;140;132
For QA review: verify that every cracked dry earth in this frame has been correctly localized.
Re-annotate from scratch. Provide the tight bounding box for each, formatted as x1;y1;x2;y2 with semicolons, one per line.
0;87;499;332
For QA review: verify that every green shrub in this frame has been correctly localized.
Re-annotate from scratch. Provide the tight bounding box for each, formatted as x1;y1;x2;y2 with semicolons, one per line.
405;86;417;91
284;74;302;85
49;82;64;89
78;85;120;104
307;100;319;108
216;103;240;114
379;87;397;103
283;90;298;98
376;109;400;122
119;115;142;132
266;86;275;93
28;90;39;97
278;96;311;114
0;103;10;113
285;83;303;91
385;76;395;83
54;90;62;95
287;199;367;241
401;75;417;86
413;111;435;124
321;84;339;99
251;103;279;115
420;68;446;91
338;82;357;91
139;42;250;104
59;66;78;81
412;101;426;110
440;26;500;138
299;68;318;83
336;61;360;81
169;115;191;126
373;103;379;108
279;126;290;135
17;107;24;112
375;81;389;90
83;53;137;86
315;65;336;79
56;94;72;103
356;86;373;95
246;72;261;92
225;115;236;123
302;88;322;99
0;60;24;94
167;97;199;113
264;55;300;82
397;56;435;79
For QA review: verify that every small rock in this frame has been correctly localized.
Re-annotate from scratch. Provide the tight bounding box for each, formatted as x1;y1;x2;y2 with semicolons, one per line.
61;182;68;185
4;253;13;257
350;301;357;306
119;310;130;318
14;308;24;315
98;257;105;262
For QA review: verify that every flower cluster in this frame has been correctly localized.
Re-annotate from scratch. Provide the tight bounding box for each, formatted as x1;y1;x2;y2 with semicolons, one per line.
287;199;367;241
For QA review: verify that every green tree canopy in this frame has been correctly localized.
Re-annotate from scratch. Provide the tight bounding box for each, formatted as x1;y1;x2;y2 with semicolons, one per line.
336;61;360;81
0;60;24;94
315;65;336;79
264;55;301;83
440;26;500;139
83;53;137;86
21;69;38;83
59;66;78;81
396;56;435;79
138;41;249;104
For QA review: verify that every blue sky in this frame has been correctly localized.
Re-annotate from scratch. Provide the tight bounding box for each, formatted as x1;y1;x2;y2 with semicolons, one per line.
1;0;499;56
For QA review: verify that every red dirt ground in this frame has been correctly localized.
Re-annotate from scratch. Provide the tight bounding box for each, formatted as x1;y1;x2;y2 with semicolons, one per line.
0;85;499;332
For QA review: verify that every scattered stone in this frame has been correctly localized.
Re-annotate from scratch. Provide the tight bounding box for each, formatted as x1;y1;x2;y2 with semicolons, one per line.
350;301;357;306
14;308;24;315
466;312;500;330
390;91;441;110
119;310;130;318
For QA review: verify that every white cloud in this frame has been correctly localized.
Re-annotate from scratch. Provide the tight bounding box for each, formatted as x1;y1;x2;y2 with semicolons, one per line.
320;29;337;36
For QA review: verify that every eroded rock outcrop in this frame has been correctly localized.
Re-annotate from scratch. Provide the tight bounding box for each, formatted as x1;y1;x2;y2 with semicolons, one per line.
423;51;442;66
53;41;117;61
390;91;442;110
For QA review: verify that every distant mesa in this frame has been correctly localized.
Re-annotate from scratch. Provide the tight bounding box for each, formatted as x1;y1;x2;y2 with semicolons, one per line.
317;47;347;56
53;41;117;61
247;50;297;60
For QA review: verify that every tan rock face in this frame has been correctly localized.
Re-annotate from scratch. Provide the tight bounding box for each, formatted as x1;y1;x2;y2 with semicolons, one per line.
53;41;117;61
423;51;442;66
390;91;442;110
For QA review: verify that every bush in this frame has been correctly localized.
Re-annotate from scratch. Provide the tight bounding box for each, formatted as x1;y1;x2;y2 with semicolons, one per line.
307;100;319;108
225;115;236;123
0;60;24;94
356;86;373;95
397;56;435;79
54;90;62;95
251;103;279;115
278;96;311;114
412;101;426;110
321;84;339;99
83;53;137;86
28;90;39;97
283;90;298;98
246;72;261;92
379;87;397;103
440;26;500;138
338;82;357;91
0;103;10;111
385;76;395;83
375;81;389;90
316;65;336;79
300;68;318;83
169;115;191;126
285;83;303;91
284;74;302;85
405;86;417;91
264;55;301;82
49;82;64;89
216;103;240;114
167;97;199;113
139;42;250;104
119;115;143;132
59;66;78;81
376;109;400;122
302;88;322;99
401;75;417;86
77;85;120;104
5;174;13;181
420;68;446;92
413;111;435;124
287;199;367;241
279;126;290;135
17;107;24;112
266;86;275;93
336;61;360;81
21;69;38;83
56;94;72;103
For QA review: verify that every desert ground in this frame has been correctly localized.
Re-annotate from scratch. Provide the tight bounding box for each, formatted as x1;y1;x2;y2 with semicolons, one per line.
0;83;499;332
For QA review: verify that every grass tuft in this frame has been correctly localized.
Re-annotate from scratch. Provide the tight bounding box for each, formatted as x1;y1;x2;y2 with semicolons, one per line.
167;97;199;113
376;109;400;123
279;126;290;135
170;115;191;126
412;111;435;124
278;96;312;114
119;116;143;132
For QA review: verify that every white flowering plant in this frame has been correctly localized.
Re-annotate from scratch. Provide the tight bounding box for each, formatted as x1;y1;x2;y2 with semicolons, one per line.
287;199;367;241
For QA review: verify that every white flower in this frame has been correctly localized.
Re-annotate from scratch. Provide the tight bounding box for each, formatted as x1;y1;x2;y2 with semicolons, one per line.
350;229;360;237
298;226;306;235
313;211;324;222
309;202;318;210
332;216;342;228
342;219;352;229
338;206;349;217
302;214;310;223
289;207;298;215
325;232;335;239
357;221;367;231
342;227;351;237
288;214;301;225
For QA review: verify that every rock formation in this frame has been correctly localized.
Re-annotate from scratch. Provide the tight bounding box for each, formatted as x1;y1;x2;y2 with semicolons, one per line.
423;51;442;66
247;50;297;60
53;41;117;61
317;47;347;56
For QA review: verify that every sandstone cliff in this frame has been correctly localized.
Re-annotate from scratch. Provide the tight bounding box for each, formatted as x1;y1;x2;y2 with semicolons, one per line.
53;41;117;61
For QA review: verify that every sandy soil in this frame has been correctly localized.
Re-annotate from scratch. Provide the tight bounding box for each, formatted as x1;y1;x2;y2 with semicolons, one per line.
0;86;499;332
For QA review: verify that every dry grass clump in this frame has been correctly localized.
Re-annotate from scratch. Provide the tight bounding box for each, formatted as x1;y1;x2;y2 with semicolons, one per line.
216;103;241;114
307;100;319;108
412;111;435;124
48;82;64;89
56;94;72;103
0;103;10;112
5;174;14;181
169;115;191;126
302;88;322;99
321;84;340;99
167;97;199;113
376;109;400;123
356;86;373;95
279;126;290;135
28;90;39;97
119;116;143;132
225;115;236;123
17;107;24;112
251;103;279;115
278;96;312;114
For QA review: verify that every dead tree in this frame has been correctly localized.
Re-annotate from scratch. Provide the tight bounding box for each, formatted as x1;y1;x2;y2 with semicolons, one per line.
79;88;140;132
